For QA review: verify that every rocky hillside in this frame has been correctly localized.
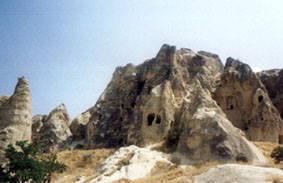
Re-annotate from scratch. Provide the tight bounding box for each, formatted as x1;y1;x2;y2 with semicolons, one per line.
258;69;283;119
70;44;282;165
52;142;283;183
0;44;282;182
0;77;32;159
32;104;72;152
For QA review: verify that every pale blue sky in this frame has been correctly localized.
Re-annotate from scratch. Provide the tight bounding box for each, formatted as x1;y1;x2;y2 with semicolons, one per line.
0;0;282;117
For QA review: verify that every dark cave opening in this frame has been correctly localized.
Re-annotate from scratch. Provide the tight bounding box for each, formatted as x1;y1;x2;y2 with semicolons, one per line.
147;113;155;126
258;95;264;103
137;80;145;95
156;115;161;124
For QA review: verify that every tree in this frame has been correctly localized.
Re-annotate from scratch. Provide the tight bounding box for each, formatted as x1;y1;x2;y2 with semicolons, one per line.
0;141;66;183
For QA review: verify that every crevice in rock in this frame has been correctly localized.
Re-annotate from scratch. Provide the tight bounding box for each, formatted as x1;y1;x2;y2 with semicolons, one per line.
137;80;145;95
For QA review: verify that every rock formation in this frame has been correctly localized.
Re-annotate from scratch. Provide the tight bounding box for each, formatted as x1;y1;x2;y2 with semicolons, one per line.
0;77;32;157
32;104;72;152
70;108;92;140
82;44;268;164
258;69;283;119
213;59;283;143
194;164;283;183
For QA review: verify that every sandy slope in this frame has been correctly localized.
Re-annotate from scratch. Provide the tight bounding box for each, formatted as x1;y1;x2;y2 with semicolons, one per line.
52;142;283;183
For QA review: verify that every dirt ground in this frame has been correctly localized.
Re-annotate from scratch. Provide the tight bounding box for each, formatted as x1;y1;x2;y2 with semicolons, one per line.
52;141;283;183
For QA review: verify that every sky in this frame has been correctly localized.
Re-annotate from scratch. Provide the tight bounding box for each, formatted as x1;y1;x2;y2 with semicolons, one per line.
0;0;282;118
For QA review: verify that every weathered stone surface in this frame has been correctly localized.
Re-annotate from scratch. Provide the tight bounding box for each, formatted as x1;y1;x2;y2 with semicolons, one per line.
258;69;283;119
194;164;283;183
70;108;92;140
32;104;72;152
0;96;9;106
0;77;32;157
213;58;283;143
84;44;267;164
176;85;266;164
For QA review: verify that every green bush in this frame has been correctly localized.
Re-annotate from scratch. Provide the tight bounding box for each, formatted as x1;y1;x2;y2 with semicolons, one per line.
170;156;181;165
74;144;85;150
0;141;66;183
271;146;283;164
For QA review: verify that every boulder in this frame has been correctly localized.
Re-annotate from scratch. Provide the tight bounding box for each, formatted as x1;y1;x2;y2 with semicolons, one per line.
194;164;283;183
83;44;267;164
213;58;283;143
32;104;72;152
0;77;32;158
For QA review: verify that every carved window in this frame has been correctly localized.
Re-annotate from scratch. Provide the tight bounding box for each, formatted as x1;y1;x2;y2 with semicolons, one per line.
258;95;264;103
147;113;155;126
156;115;161;124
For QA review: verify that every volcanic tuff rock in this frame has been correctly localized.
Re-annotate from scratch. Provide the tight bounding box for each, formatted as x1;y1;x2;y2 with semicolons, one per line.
70;108;93;140
213;59;283;143
258;69;283;120
82;44;268;164
32;104;72;152
194;164;283;183
0;77;32;158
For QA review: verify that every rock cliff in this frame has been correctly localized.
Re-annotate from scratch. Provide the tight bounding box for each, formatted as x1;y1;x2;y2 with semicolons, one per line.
213;59;283;143
258;69;283;119
70;108;92;140
32;104;72;152
80;44;268;164
0;77;32;157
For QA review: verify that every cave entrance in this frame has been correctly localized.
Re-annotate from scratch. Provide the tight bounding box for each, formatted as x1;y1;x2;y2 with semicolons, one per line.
156;115;161;124
279;135;283;144
137;81;145;95
258;95;264;103
147;113;155;126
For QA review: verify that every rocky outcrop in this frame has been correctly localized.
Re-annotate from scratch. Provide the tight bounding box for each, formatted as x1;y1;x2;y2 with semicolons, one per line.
213;59;283;143
258;69;283;119
0;77;32;157
0;96;9;106
91;145;171;183
70;108;92;140
32;104;72;152
194;164;283;183
83;44;267;164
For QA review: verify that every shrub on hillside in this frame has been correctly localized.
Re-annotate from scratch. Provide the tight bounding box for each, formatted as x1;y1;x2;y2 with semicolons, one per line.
74;143;85;150
271;146;283;164
0;141;66;183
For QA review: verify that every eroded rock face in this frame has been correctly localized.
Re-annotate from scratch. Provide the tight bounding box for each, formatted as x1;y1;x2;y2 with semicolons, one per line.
213;59;283;143
258;69;283;119
70;108;92;140
0;77;32;157
194;164;283;183
32;104;71;152
84;44;267;164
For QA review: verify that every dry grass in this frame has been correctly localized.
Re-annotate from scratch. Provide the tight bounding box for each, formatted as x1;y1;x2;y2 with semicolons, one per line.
254;142;283;169
265;174;283;183
51;148;115;183
50;141;282;183
125;161;218;183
